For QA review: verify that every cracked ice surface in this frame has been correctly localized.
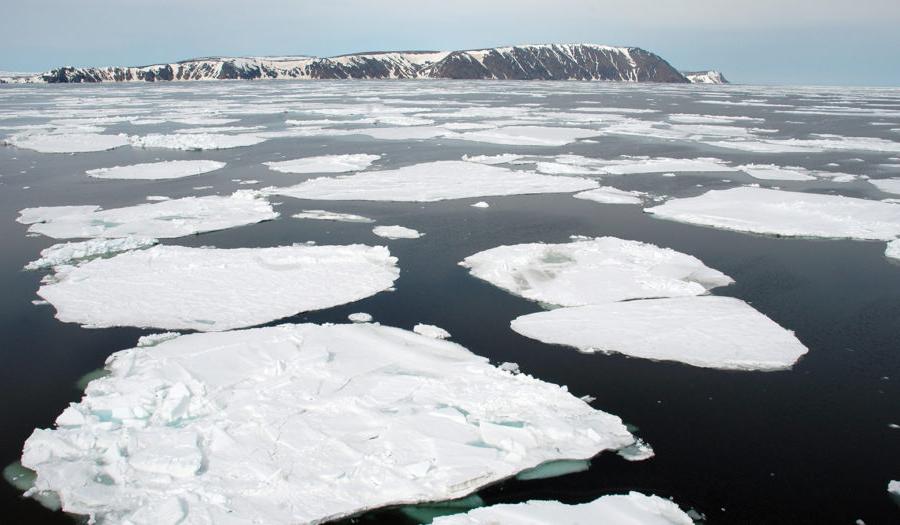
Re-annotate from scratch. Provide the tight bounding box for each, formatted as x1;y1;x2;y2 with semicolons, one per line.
37;244;399;331
18;191;277;239
461;237;733;307
432;492;693;525
21;323;636;524
646;187;900;241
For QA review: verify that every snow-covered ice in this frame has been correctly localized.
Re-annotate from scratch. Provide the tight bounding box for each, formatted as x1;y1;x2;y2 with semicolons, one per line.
19;191;277;239
348;312;373;323
130;133;265;150
461;237;733;307
268;161;598;202
870;178;900;196
456;126;598;146
462;154;524;165
6;133;130;153
432;492;693;525
264;154;380;174
373;225;423;239
86;160;226;180
646;187;900;241
37;244;399;331
886;240;900;261
470;201;490;208
574;187;644;205
24;237;157;271
736;164;817;181
292;210;374;223
511;296;808;370
413;323;451;339
21;323;637;524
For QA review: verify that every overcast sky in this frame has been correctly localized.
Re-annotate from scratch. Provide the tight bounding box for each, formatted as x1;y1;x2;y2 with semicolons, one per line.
3;0;899;85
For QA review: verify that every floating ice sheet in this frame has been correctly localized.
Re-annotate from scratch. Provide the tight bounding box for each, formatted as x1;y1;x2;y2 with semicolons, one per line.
574;187;644;205
24;237;158;271
86;160;226;180
413;323;451;339
432;492;693;525
646;187;900;241
373;225;423;239
19;191;276;240
37;244;399;331
292;210;374;223
6;133;130;153
511;296;808;370
871;178;900;196
736;164;817;181
887;240;900;261
130;133;265;150
22;323;636;524
461;237;733;307
267;161;597;202
456;126;599;146
264;154;380;174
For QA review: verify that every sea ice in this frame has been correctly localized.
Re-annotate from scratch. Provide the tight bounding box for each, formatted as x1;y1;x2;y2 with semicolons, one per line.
413;323;451;339
886;240;900;261
21;323;637;524
574;187;644;205
348;312;373;323
870;178;900;196
461;237;733;307
736;164;817;181
373;225;423;239
37;244;399;331
646;187;900;241
456;126;599;146
264;154;380;174
19;191;277;239
267;161;597;202
511;296;808;370
292;210;374;223
6;133;130;153
431;492;693;525
130;133;265;150
86;160;226;180
461;154;524;165
470;201;490;208
24;237;157;271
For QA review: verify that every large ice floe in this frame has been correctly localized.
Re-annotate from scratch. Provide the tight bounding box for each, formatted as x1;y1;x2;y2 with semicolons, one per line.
5;133;131;153
24;237;157;271
36;244;399;331
645;187;900;241
264;154;380;174
432;492;693;525
267;161;597;202
130;133;265;150
86;160;226;180
512;296;807;371
18;191;276;239
460;237;733;307
21;323;638;524
454;126;599;146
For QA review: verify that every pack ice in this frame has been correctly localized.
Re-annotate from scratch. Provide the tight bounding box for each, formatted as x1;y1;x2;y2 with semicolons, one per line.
264;154;380;174
86;160;226;180
432;492;693;525
267;161;597;202
646;187;900;241
18;191;276;239
21;323;637;524
37;244;399;331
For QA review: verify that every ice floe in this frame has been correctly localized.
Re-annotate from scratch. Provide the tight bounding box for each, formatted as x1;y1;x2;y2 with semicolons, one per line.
5;133;130;153
373;225;423;239
413;323;451;339
461;237;733;307
736;164;817;181
886;240;900;261
86;160;226;180
292;210;374;223
646;187;900;241
870;178;900;196
268;161;597;202
432;492;693;525
24;237;157;271
19;191;276;239
348;312;373;323
511;296;807;370
37;244;399;331
21;323;637;524
574;187;644;205
264;154;380;174
130;133;265;150
470;201;490;208
461;154;524;165
456;126;598;146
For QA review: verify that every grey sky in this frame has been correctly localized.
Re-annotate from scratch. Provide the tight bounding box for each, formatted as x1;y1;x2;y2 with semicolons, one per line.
3;0;899;85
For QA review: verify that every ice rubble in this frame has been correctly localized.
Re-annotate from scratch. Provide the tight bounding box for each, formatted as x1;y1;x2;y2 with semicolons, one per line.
267;161;597;202
6;133;130;153
292;210;374;223
264;154;380;174
24;237;157;271
512;296;808;370
37;244;399;331
574;187;644;205
432;492;693;525
21;323;637;524
870;178;900;196
646;187;900;241
130;133;265;150
413;323;451;339
18;191;277;239
373;225;423;239
461;237;733;307
86;160;226;180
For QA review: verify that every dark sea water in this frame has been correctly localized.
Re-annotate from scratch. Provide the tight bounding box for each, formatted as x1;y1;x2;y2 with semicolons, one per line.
0;80;898;524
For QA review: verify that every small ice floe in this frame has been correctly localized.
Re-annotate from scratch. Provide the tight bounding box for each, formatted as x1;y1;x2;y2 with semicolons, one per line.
355;126;454;141
292;210;374;223
144;195;170;201
574;187;644;205
555;155;735;175
511;296;808;370
645;187;900;241
86;160;226;180
20;323;638;524
470;201;490;208
135;332;181;347
886;240;900;261
24;237;157;271
431;492;693;525
18;191;276;239
461;237;733;306
498;362;520;374
461;153;524;165
264;154;380;174
348;312;373;323
373;225;423;239
870;178;900;196
267;161;597;202
5;133;130;153
36;244;399;331
736;164;817;181
617;439;655;461
413;323;451;339
130;133;265;150
456;126;599;146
